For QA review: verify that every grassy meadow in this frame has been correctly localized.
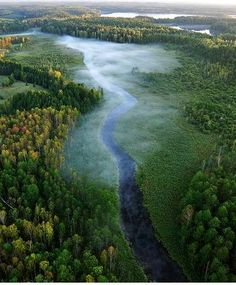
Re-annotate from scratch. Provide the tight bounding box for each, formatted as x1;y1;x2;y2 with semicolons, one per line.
114;53;216;279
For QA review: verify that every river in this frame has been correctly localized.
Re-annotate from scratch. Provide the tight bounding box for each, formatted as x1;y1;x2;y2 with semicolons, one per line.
58;35;186;281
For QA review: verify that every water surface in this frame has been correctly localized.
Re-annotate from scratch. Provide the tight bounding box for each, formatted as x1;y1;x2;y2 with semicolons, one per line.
101;12;197;19
59;36;178;185
58;35;185;281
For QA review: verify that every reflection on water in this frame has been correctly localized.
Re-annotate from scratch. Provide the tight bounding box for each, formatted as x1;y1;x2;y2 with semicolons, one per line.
172;26;212;35
101;12;197;19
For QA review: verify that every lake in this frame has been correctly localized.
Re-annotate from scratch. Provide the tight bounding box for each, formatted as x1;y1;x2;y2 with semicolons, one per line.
101;12;199;19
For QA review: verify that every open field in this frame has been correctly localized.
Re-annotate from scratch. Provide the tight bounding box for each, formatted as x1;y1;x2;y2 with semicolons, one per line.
0;75;43;103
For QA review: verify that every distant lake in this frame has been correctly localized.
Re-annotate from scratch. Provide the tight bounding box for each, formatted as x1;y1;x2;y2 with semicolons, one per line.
101;13;198;19
101;13;212;35
172;26;212;35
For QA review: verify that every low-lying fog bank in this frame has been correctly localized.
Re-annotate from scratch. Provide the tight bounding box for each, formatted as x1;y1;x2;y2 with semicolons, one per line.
58;36;179;186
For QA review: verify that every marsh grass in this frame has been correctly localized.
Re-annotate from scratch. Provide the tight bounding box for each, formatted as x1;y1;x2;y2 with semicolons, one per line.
62;92;121;188
114;55;216;279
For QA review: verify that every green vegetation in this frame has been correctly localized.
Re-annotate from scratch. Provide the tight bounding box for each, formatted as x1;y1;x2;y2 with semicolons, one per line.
1;11;236;282
114;53;216;280
0;3;97;20
0;56;101;114
0;37;42;103
156;16;236;38
0;34;146;282
178;46;236;282
0;36;30;58
0;76;42;103
0;18;29;35
6;35;84;78
41;16;210;44
0;107;145;282
45;15;236;281
137;44;236;280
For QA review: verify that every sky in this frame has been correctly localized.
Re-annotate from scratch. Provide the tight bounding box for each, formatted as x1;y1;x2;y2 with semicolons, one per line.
0;0;235;5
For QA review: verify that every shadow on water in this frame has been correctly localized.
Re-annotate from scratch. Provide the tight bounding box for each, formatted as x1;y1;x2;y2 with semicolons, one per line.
101;85;186;282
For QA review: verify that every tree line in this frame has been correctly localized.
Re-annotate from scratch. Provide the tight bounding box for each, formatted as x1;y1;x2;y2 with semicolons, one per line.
40;17;236;68
0;58;102;114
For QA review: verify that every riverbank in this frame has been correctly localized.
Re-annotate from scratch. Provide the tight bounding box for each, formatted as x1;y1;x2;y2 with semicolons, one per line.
57;35;215;280
114;54;216;279
59;35;187;281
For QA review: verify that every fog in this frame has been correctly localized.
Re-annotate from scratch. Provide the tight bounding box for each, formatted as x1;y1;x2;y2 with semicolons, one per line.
59;36;179;186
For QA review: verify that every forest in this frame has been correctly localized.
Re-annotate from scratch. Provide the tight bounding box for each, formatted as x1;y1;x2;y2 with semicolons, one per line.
140;48;236;281
156;16;236;38
0;36;146;282
0;6;236;283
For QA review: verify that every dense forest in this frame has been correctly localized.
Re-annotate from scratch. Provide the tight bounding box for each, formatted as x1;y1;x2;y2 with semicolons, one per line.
141;52;236;281
41;16;210;44
1;9;236;282
0;36;146;282
0;58;102;114
0;4;98;19
41;15;236;281
41;17;236;69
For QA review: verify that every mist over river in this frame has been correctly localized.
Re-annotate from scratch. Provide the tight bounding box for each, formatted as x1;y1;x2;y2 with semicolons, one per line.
58;36;179;185
58;35;184;281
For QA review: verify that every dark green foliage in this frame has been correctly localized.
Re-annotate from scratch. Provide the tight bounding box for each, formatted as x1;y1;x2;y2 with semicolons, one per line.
0;59;102;114
0;107;119;282
41;16;210;45
0;19;29;34
180;152;236;281
0;32;146;282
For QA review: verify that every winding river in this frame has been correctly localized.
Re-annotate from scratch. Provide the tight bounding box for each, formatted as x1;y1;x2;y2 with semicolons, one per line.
101;88;185;281
59;36;186;281
3;30;186;280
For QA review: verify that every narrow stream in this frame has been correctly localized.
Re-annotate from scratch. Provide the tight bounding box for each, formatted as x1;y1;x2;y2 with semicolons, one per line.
60;36;186;282
101;88;185;281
